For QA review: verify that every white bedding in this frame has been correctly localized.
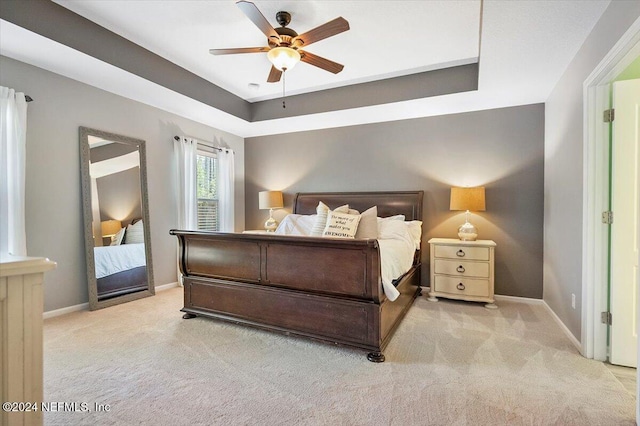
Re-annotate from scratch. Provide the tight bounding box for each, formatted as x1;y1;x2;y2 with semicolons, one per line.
377;219;417;301
275;214;417;301
274;214;317;236
94;243;146;279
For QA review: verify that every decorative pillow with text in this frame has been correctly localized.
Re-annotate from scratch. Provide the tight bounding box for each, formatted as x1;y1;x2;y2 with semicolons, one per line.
322;211;361;239
311;202;349;236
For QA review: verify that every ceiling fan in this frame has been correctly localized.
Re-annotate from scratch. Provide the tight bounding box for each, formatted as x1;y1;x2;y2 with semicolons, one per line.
210;0;350;83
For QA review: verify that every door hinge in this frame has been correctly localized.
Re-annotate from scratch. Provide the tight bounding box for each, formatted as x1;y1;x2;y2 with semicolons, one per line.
602;211;613;224
604;109;615;123
601;311;612;325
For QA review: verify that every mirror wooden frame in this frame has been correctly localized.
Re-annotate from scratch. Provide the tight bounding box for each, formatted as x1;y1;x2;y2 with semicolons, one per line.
79;126;155;310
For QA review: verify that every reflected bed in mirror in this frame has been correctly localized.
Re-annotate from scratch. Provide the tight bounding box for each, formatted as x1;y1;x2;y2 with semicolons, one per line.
80;127;154;310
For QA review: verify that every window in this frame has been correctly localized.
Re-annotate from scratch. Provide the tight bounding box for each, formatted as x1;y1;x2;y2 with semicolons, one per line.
196;151;218;231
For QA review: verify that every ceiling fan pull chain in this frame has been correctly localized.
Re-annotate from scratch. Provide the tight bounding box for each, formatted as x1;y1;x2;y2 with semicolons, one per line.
282;70;286;108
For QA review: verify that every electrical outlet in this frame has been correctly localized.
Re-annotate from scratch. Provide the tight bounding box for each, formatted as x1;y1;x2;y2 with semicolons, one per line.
571;293;576;309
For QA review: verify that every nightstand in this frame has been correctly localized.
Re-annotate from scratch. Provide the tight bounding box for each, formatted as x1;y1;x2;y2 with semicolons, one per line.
242;230;272;234
427;238;497;309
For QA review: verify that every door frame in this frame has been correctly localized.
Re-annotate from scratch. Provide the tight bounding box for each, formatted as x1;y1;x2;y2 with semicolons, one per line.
582;16;640;360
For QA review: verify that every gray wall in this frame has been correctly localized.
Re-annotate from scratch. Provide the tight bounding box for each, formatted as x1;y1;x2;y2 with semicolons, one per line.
96;167;142;225
245;104;544;298
0;56;245;312
544;1;640;340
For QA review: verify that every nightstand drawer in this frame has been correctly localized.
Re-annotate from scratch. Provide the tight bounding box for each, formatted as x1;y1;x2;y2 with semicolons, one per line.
433;276;489;297
434;259;489;278
434;245;489;261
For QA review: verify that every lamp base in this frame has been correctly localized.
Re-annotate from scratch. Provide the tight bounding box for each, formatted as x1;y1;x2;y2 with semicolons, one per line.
264;217;278;232
458;221;478;241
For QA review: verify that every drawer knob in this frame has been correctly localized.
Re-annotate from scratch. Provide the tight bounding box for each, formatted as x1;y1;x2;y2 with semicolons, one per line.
457;283;466;290
456;249;466;257
456;265;466;273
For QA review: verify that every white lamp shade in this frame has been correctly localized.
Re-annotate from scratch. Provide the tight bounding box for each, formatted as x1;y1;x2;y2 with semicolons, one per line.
259;191;284;210
101;219;122;237
267;47;301;71
450;187;486;211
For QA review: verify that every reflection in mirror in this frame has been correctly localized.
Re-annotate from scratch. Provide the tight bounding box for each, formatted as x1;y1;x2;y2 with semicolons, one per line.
80;127;154;310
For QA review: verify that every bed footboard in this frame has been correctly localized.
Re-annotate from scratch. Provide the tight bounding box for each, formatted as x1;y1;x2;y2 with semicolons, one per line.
172;231;384;302
171;230;420;359
184;277;384;350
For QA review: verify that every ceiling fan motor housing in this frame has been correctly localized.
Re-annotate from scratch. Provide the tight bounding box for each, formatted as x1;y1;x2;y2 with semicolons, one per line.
268;11;300;48
275;11;291;27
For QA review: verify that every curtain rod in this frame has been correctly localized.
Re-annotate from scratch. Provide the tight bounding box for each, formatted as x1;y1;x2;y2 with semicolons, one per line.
173;135;231;153
25;95;33;102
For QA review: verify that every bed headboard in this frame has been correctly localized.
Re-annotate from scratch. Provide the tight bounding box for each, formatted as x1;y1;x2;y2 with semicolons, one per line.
293;191;424;221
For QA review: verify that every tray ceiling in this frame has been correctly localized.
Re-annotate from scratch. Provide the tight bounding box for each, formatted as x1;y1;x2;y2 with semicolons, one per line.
0;0;611;137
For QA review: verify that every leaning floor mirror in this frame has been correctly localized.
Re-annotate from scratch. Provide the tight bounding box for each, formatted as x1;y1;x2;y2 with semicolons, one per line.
80;126;155;310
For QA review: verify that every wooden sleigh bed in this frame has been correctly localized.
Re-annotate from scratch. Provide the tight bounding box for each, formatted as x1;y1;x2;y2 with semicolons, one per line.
170;191;423;362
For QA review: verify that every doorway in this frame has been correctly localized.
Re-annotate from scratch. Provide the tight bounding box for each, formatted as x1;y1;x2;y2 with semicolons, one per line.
583;19;640;363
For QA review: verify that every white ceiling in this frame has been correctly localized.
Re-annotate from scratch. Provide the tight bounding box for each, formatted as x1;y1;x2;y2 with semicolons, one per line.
52;0;482;102
0;1;611;137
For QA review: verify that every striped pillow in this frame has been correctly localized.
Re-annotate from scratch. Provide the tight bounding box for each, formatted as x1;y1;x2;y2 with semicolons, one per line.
124;220;145;244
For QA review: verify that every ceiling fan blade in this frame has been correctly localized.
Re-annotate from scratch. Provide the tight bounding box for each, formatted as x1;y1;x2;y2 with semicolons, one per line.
209;47;269;55
267;66;282;83
299;51;344;74
294;17;349;47
236;1;280;41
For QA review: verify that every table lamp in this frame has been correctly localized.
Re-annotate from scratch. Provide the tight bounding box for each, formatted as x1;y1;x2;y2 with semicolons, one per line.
259;190;284;232
101;219;122;242
450;187;485;241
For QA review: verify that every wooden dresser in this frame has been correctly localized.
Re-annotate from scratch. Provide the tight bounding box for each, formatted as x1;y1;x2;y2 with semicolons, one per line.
1;255;56;426
427;238;497;309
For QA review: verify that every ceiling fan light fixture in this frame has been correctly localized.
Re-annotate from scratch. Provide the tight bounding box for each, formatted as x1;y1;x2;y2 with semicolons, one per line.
267;47;300;71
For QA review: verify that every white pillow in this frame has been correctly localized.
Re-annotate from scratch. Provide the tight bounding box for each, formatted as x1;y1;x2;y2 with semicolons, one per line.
310;202;349;236
378;215;405;222
322;211;361;239
377;215;405;235
405;220;423;250
124;220;144;244
355;206;378;239
378;217;412;242
110;227;126;246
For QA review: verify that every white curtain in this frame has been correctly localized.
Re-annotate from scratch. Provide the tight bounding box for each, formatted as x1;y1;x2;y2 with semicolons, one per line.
0;87;28;257
174;137;197;230
217;149;235;232
173;136;197;285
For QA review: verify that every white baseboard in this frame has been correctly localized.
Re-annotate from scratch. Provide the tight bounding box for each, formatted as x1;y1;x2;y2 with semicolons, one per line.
541;300;583;354
494;294;545;305
43;302;89;319
43;281;180;319
155;282;179;291
441;292;582;353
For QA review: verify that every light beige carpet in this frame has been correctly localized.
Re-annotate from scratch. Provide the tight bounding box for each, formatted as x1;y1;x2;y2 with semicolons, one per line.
43;288;635;425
